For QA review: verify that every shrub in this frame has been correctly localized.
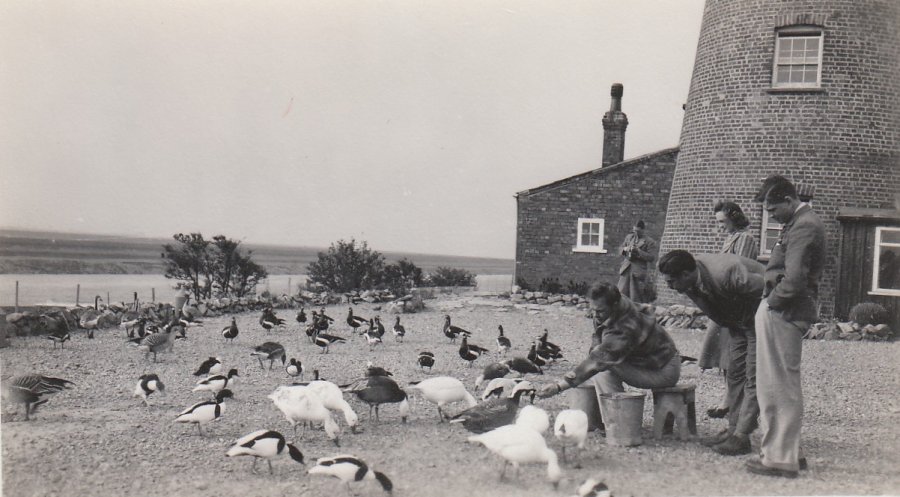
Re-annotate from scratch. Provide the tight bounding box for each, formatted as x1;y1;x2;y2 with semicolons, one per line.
427;266;476;287
381;258;424;296
566;280;589;296
515;277;532;292
538;277;563;294
848;302;890;326
306;239;385;293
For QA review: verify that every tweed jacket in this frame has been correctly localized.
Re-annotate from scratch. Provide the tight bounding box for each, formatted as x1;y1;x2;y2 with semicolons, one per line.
764;204;826;324
618;234;657;276
685;254;765;331
563;295;678;387
721;229;759;260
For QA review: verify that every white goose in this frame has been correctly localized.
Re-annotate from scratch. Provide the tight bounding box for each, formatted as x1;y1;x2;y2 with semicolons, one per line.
226;429;306;474
408;376;478;422
515;405;550;434
554;409;589;463
269;386;341;446
308;455;393;494
467;424;562;489
303;381;360;433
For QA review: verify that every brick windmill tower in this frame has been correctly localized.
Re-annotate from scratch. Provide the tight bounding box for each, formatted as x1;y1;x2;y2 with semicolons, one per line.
657;1;900;321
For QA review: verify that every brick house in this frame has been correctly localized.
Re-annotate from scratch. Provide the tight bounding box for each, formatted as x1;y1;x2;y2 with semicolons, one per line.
514;85;678;292
516;1;899;327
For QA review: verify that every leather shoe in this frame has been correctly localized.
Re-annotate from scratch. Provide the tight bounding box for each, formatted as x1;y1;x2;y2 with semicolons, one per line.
799;457;808;471
745;458;798;479
707;406;729;419
700;429;731;447
713;434;751;456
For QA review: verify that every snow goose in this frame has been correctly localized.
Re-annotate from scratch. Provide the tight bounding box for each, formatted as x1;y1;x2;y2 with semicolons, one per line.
515;405;550;434
174;389;232;436
269;386;341;446
226;429;305;474
133;373;165;406
554;409;589;463
466;423;562;489
304;380;360;432
408;376;477;422
309;455;393;494
3;374;75;420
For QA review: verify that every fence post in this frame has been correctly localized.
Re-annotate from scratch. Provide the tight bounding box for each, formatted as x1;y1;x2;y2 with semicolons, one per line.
152;288;156;303
288;278;292;295
76;284;80;307
15;280;19;313
107;291;110;307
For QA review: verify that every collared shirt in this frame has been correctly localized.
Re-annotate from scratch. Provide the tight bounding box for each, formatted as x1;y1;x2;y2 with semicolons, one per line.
563;295;678;387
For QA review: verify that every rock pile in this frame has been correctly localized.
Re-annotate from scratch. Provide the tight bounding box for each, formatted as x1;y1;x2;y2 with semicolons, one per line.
805;321;893;341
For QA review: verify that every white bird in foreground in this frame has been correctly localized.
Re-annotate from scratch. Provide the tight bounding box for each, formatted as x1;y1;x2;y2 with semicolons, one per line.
269;386;341;446
174;389;232;436
133;373;165;406
554;409;590;463
571;477;612;497
226;429;306;474
302;381;360;432
515;405;550;434
308;455;393;494
192;368;238;397
408;376;478;422
466;424;562;489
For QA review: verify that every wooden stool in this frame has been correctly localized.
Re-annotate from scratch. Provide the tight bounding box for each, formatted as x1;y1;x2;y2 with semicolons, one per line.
652;384;697;440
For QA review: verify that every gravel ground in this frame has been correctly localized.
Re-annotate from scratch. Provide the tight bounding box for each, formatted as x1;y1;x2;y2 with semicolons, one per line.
2;297;899;497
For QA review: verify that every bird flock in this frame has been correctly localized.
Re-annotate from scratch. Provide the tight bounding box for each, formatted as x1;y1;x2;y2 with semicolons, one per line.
2;303;614;496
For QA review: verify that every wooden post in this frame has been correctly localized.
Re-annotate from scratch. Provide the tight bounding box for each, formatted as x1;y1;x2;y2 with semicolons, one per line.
15;280;19;313
107;291;110;307
76;284;81;307
152;288;156;302
288;278;292;295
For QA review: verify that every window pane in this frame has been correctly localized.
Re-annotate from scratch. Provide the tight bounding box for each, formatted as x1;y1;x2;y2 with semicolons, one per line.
776;66;791;83
806;37;819;53
590;234;600;246
803;66;818;82
581;233;590;246
778;40;791;57
765;229;781;252
881;230;900;244
790;67;804;83
877;247;900;290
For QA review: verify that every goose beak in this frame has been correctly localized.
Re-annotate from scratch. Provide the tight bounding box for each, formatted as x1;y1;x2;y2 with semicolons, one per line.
333;437;341;447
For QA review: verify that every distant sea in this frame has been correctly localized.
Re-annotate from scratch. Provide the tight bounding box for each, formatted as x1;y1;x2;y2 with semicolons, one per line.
0;274;514;307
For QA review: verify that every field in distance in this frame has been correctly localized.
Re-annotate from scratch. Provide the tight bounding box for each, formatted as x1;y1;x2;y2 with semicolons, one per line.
0;229;514;275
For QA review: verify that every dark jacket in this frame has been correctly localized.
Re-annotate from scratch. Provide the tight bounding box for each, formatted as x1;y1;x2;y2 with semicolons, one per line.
686;254;765;331
764;204;826;324
564;295;678;387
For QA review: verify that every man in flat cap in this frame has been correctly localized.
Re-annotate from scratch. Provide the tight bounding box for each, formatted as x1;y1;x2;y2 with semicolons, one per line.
617;220;658;303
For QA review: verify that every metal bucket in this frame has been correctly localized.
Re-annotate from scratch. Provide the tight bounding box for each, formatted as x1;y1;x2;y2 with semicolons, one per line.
599;392;645;446
568;386;604;431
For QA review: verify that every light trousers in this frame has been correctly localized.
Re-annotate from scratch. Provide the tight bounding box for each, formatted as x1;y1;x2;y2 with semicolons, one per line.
755;300;805;471
585;354;682;422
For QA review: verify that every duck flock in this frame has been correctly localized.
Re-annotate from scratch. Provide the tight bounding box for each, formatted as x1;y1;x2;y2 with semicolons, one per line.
1;302;613;497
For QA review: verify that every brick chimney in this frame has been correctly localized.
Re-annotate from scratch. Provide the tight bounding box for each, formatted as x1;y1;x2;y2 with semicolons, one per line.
602;83;628;167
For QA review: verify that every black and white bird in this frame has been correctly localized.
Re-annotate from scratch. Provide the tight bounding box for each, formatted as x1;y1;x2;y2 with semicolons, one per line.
459;336;489;367
308;455;393;494
442;315;472;343
222;317;239;343
133;373;165;406
449;380;536;434
502;357;544;376
475;362;512;389
286;358;304;380
571;478;612;497
364;328;383;351
392;316;406;342
372;316;386;338
193;368;239;397
346;307;368;334
46;329;71;349
260;310;277;333
527;343;549;369
416;351;435;371
173;389;232;436
193;357;223;377
312;331;346;354
2;374;74;420
537;329;562;356
251;342;286;374
496;325;512;355
226;429;306;474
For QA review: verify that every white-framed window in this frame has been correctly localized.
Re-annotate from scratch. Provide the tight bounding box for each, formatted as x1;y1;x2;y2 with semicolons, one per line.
871;226;900;296
573;218;606;253
772;27;824;88
760;209;783;257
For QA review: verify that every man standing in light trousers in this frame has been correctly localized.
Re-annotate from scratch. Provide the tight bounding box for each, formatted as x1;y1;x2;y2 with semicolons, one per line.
747;175;825;478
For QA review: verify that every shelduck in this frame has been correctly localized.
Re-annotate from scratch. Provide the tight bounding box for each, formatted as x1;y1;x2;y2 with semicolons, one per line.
174;389;232;436
459;336;489;367
193;357;223;377
269;386;341;445
449;380;536;433
408;376;478;422
343;375;409;423
466;423;562;489
442;315;471;343
372;316;386;338
527;343;548;369
416;351;435;371
226;429;306;474
364;328;383;350
251;342;286;373
260;310;276;333
133;373;165;406
475;362;511;389
392;316;406;342
496;325;512;355
308;455;393;494
193;368;239;397
286;358;304;380
515;405;550;434
3;374;74;420
553;409;589;463
222;317;239;343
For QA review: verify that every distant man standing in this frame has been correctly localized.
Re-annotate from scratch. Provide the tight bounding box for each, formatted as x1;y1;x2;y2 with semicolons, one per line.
617;220;658;303
747;176;825;478
658;250;764;456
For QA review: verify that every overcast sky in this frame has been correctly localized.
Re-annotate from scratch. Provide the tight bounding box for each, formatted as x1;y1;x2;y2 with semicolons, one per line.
0;1;705;259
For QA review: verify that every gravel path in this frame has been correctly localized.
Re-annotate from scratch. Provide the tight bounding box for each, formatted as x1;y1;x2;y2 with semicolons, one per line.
2;298;898;497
